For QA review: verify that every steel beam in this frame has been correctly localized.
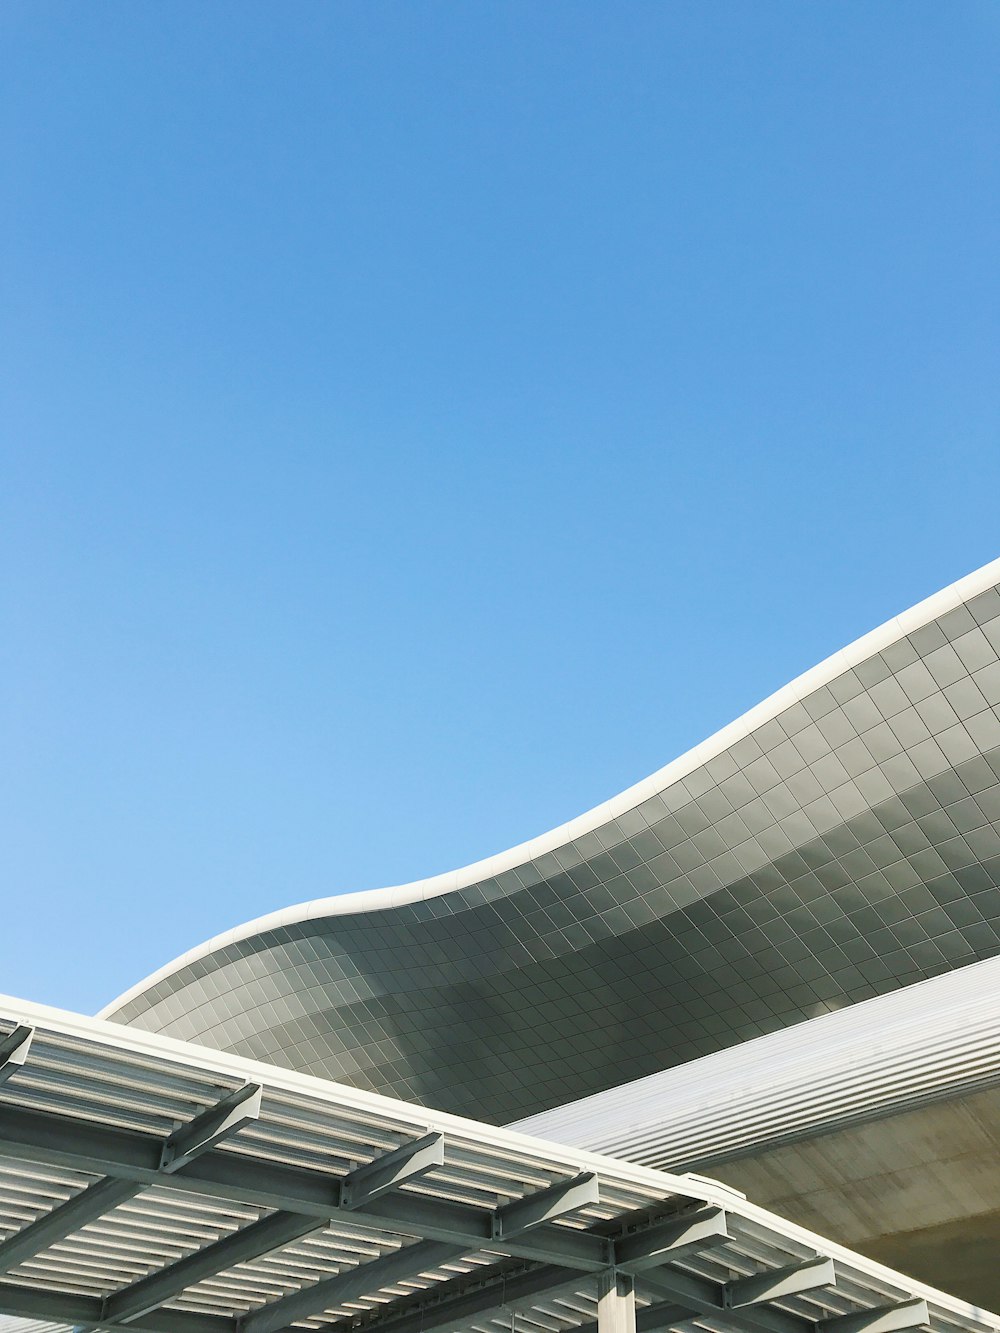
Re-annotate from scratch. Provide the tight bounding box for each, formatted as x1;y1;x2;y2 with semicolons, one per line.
0;1278;229;1333
0;1084;262;1288
635;1298;702;1332
242;1171;605;1333
160;1083;263;1172
819;1301;930;1333
344;1260;710;1333
103;1211;321;1325
348;1262;588;1333
615;1208;728;1274
643;1263;810;1333
493;1173;599;1239
341;1133;445;1209
353;1187;608;1269
0;1176;136;1276
107;1134;447;1326
471;1293;699;1333
726;1258;836;1309
240;1239;466;1333
0;1102;607;1270
0;1102;164;1179
0;1026;32;1085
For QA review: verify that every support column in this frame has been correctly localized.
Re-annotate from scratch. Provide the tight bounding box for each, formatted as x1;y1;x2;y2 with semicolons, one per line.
598;1270;636;1333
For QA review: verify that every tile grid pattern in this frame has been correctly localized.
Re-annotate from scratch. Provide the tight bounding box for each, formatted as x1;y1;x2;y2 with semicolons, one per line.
111;583;1000;1123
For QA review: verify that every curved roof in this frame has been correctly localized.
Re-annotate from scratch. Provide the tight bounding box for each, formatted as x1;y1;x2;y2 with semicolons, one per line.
103;558;1000;1123
104;559;1000;1011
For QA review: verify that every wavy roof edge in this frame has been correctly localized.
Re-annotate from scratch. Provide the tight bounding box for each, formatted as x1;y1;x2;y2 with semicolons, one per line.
99;555;1000;1020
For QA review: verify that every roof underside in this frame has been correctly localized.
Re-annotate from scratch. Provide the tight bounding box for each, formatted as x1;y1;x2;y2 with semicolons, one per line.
0;999;995;1333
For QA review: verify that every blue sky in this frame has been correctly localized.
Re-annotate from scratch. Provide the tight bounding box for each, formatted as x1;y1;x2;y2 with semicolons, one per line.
2;2;998;1015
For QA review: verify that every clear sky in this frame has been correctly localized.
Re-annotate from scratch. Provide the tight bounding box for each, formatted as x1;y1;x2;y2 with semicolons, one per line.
2;2;998;1015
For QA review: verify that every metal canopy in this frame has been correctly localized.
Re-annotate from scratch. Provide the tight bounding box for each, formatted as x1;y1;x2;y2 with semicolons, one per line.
0;997;995;1333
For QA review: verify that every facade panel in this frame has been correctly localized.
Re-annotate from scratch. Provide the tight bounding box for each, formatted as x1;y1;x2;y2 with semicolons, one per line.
104;563;1000;1123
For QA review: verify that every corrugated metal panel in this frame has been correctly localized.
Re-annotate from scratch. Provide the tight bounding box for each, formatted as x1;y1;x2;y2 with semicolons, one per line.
516;953;1000;1168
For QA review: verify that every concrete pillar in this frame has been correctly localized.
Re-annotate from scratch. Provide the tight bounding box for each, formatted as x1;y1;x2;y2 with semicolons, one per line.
598;1270;636;1333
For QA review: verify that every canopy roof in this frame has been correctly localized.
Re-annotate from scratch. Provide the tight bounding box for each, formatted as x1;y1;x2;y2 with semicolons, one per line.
0;997;995;1333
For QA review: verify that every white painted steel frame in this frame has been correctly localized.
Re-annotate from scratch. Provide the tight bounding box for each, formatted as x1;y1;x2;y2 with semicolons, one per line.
0;997;996;1333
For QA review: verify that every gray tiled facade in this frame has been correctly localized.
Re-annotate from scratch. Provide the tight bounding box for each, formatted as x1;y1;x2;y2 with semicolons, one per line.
108;581;1000;1124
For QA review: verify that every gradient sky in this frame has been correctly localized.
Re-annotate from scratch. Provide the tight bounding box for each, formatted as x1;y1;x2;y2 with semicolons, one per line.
2;2;998;1015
